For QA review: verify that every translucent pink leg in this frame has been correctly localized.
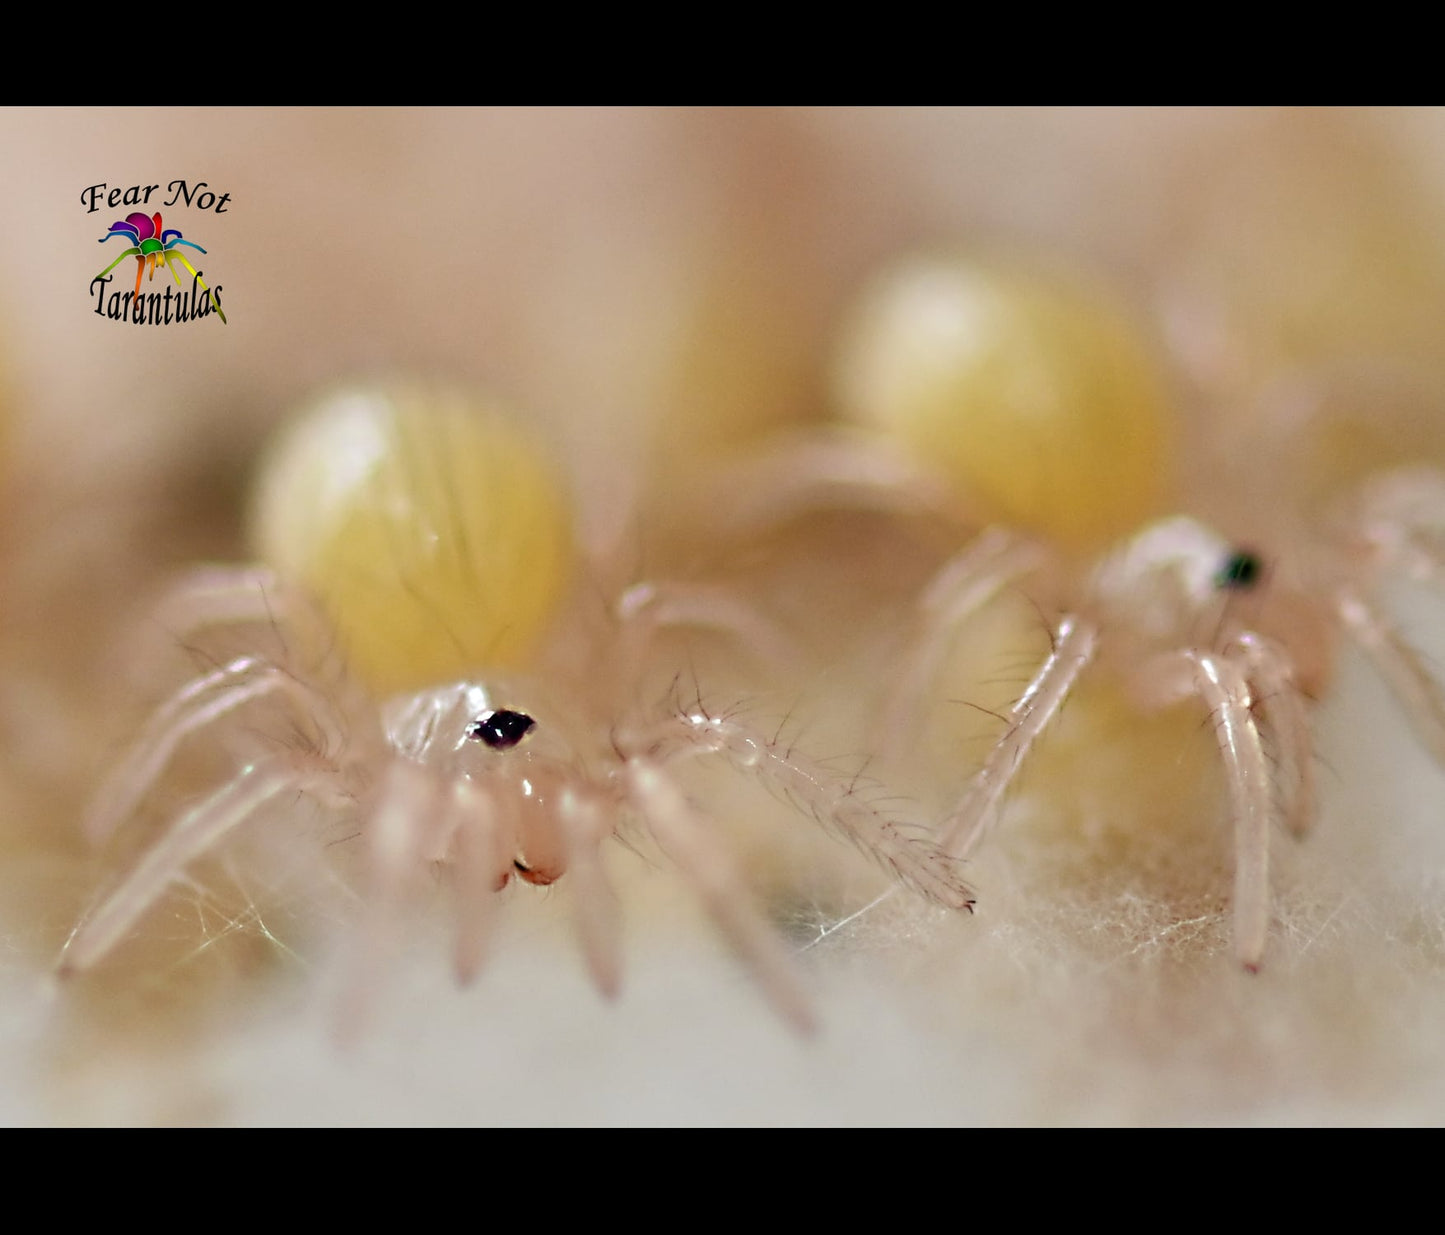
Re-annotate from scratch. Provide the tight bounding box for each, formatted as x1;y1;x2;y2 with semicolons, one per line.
625;701;975;911
624;758;817;1035
879;526;1045;759
705;428;965;534
1232;633;1314;840
1333;468;1445;763
85;656;348;844
60;761;302;975
1337;588;1445;764
1185;650;1274;972
615;580;800;671
557;786;623;999
150;565;294;636
939;615;1098;860
148;566;339;672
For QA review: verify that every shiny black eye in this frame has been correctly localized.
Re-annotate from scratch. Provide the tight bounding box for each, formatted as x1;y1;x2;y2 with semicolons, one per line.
465;709;536;749
1215;549;1263;591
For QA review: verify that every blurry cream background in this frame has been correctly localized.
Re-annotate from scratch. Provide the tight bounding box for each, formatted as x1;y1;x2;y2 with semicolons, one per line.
2;108;1445;1123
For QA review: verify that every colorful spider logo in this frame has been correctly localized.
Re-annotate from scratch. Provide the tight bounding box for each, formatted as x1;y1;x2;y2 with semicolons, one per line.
95;211;227;325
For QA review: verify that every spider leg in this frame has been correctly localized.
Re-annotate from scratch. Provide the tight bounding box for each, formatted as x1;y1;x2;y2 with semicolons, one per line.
556;786;623;998
615;580;800;675
149;565;334;652
85;655;348;845
59;760;304;975
1179;649;1274;972
167;252;227;325
705;427;966;535
1232;633;1314;840
626;703;975;910
133;254;143;299
938;614;1098;860
624;758;817;1034
879;525;1045;760
132;566;354;709
1328;467;1445;760
93;246;140;282
1336;588;1445;763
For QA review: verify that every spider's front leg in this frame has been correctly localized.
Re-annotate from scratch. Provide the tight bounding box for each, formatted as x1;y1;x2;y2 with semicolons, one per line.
936;614;1099;861
1144;635;1311;972
615;698;982;1032
629;700;977;911
1172;649;1271;971
1232;633;1314;842
620;754;818;1034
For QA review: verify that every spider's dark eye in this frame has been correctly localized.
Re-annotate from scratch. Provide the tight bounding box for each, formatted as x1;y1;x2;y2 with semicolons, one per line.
1215;549;1263;591
466;709;536;749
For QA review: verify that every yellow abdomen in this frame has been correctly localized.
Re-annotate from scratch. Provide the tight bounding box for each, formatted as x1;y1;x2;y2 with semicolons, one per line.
835;254;1174;552
249;383;574;697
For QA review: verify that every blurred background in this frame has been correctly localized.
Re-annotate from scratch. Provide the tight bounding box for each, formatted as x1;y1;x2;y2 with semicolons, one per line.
4;107;1445;1124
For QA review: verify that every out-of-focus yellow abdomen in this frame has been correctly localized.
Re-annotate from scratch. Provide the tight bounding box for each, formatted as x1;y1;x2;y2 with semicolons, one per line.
836;255;1173;552
249;383;574;697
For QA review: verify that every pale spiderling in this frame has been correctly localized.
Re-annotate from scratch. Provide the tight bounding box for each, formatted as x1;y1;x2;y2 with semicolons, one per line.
60;382;975;1033
717;251;1445;972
